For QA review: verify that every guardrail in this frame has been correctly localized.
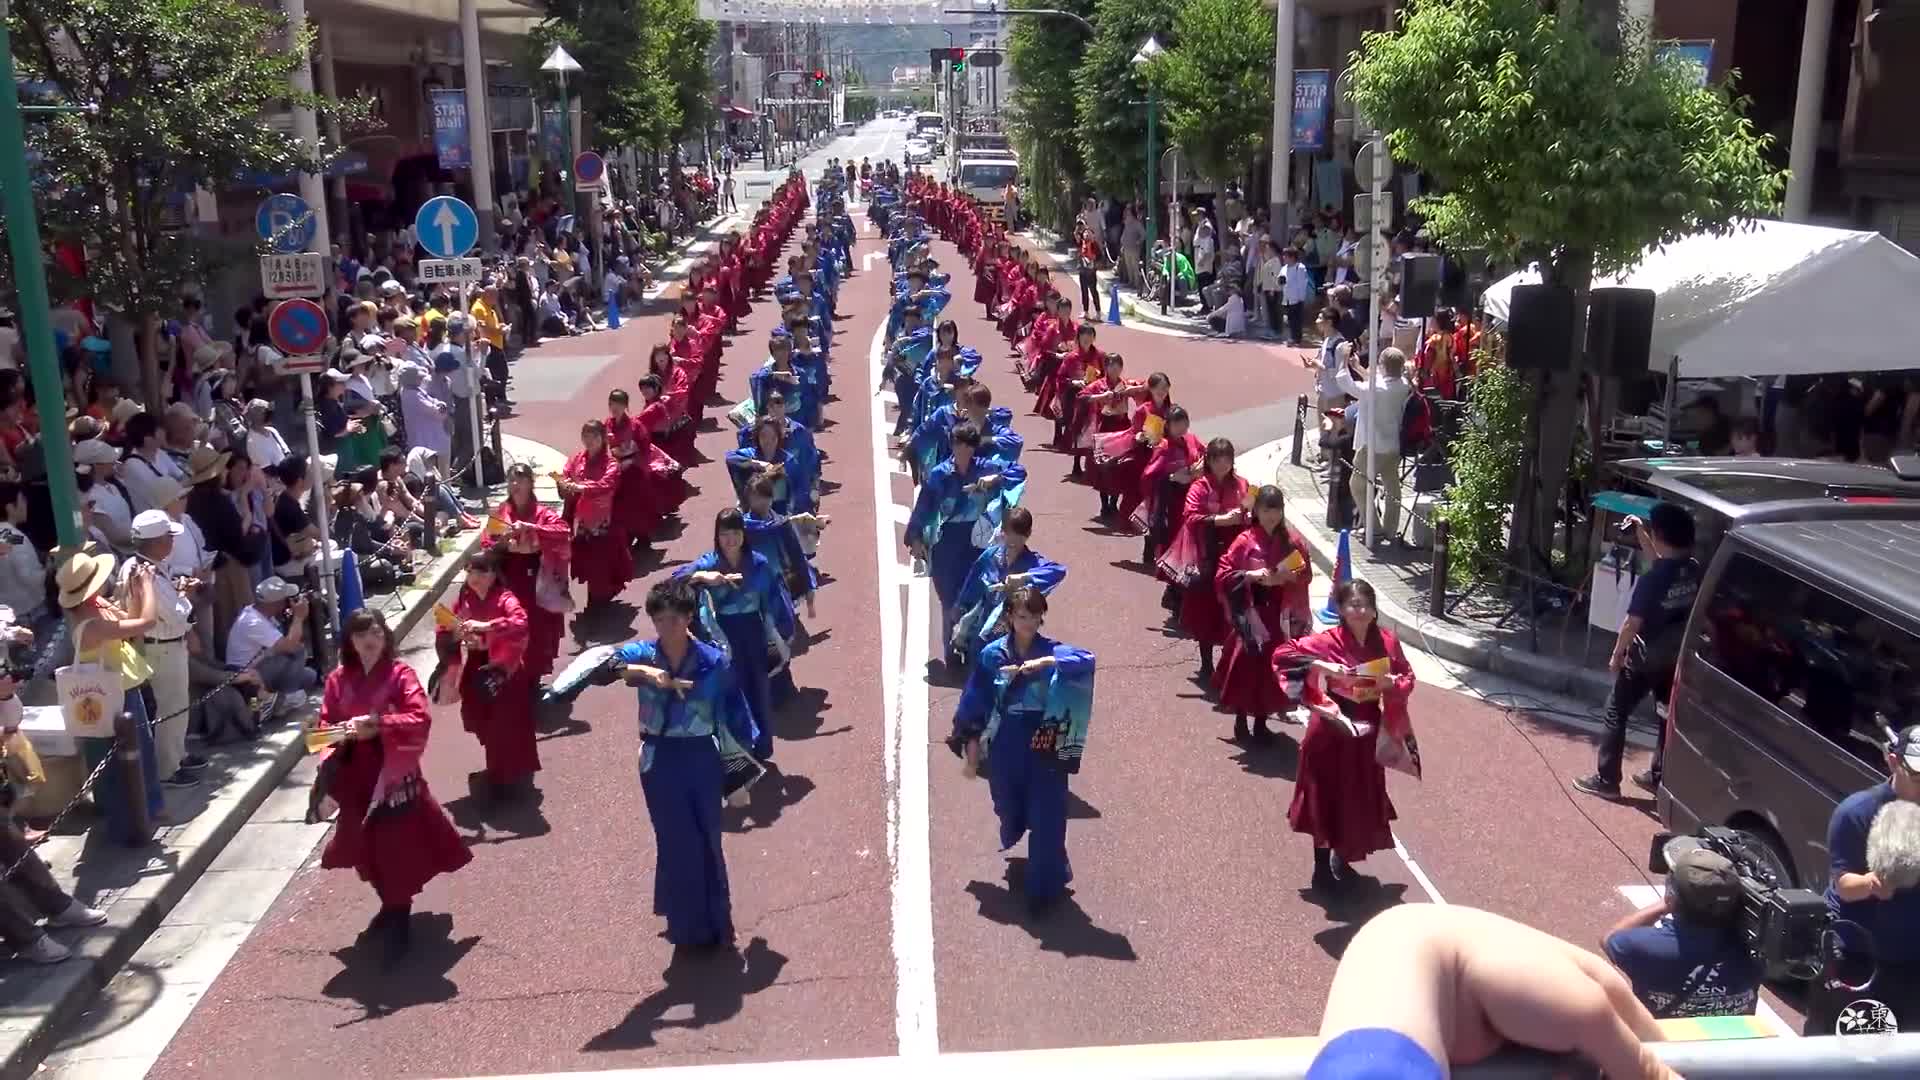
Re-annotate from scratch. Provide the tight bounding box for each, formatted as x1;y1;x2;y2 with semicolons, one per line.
442;1029;1920;1080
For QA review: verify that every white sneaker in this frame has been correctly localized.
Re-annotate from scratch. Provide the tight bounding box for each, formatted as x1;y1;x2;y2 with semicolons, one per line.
19;935;70;964
253;690;278;718
47;901;107;928
276;690;309;716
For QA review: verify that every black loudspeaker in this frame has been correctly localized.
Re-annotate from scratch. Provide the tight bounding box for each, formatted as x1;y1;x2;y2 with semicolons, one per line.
1586;287;1657;378
1506;284;1576;371
1400;252;1442;317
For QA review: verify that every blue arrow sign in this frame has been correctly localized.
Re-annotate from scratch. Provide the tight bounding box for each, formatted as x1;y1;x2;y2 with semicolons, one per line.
256;193;316;254
414;195;478;259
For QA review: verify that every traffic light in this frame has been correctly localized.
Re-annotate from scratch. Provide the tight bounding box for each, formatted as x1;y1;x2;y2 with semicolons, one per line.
952;56;966;75
810;69;829;88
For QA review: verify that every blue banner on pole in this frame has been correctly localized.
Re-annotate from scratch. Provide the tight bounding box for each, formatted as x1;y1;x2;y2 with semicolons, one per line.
431;88;470;171
541;108;568;164
1291;70;1331;153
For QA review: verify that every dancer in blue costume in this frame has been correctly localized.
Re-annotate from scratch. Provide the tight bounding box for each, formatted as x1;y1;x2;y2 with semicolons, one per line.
785;313;830;408
948;588;1096;911
887;307;934;436
749;329;820;432
742;474;823;617
674;509;794;761
948;506;1067;666
617;578;761;947
725;415;817;515
736;390;817;476
911;382;1023;481
905;422;1028;645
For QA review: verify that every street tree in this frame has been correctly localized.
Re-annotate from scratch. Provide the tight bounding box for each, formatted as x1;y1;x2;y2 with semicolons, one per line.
7;0;364;408
1072;0;1175;200
1007;0;1095;231
1156;0;1274;187
1348;0;1782;567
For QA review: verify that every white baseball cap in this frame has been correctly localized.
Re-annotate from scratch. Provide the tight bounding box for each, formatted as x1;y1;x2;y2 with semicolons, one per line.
130;509;184;541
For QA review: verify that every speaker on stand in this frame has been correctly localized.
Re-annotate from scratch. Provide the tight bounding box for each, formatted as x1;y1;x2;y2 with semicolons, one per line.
1586;286;1657;378
1400;252;1443;319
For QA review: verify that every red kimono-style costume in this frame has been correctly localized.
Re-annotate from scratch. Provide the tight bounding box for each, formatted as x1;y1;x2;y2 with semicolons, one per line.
1092;396;1172;522
487;494;570;683
1040;346;1103;429
1070;377;1146;466
315;660;471;907
1210;525;1314;716
606;411;665;543
562;447;630;606
444;580;538;787
1160;471;1250;646
1138;431;1205;555
998;275;1039;343
1018;310;1062;377
1277;624;1415;864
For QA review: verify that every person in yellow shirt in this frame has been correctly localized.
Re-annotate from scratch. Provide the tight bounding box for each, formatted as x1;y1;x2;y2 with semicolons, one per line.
470;279;512;404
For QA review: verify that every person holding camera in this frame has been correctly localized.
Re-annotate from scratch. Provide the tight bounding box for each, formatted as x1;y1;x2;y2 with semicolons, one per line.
1805;725;1920;1035
1603;839;1760;1018
225;576;315;716
1576;502;1700;799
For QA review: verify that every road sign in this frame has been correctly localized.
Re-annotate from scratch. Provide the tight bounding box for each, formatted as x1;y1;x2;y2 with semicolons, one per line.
776;71;804;86
418;257;483;287
255;193;316;254
968;49;1002;69
1355;139;1392;188
573;151;605;192
414;196;478;260
267;298;330;357
259;252;326;299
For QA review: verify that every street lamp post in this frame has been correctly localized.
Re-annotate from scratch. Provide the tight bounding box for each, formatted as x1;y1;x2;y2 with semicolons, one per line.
542;44;582;207
1133;37;1164;283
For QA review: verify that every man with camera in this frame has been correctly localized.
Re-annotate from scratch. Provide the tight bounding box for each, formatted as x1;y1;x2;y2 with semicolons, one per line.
1576;502;1700;799
1603;839;1761;1019
1806;725;1920;1035
224;576;316;717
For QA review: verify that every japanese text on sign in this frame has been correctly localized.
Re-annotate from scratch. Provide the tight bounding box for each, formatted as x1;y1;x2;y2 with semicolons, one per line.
260;253;326;299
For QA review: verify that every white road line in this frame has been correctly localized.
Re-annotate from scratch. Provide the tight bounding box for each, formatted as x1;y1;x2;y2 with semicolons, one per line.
1614;884;1798;1036
868;319;939;1055
1391;833;1447;905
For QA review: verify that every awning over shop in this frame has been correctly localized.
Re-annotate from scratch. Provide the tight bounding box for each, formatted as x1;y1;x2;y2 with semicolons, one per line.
719;103;757;119
1482;220;1920;379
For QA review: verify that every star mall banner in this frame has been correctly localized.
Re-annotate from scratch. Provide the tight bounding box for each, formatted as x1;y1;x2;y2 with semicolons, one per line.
1291;69;1330;153
430;89;469;171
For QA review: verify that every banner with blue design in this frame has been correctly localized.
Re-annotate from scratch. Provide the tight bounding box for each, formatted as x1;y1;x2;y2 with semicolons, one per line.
430;89;470;171
1291;70;1331;153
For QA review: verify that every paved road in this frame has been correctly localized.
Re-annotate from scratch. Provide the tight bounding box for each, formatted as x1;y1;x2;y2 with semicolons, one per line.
145;120;1683;1078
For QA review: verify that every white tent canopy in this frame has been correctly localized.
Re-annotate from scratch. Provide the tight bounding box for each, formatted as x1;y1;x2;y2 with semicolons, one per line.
1481;219;1920;379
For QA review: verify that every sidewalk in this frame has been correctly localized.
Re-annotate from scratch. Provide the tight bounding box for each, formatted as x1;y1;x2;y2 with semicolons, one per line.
0;434;565;1079
1020;226;1215;336
1238;437;1619;709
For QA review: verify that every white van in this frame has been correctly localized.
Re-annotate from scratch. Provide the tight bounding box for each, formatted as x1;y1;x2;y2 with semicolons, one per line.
954;156;1019;206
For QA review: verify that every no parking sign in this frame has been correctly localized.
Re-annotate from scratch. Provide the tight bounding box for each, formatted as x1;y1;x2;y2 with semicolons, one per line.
266;299;330;374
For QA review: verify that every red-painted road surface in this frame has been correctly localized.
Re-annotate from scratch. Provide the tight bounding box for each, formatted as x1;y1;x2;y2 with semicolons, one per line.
149;195;1673;1078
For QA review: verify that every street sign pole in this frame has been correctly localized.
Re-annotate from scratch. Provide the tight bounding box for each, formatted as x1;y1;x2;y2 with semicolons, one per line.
462;281;486;496
299;371;339;652
0;2;83;550
1362;137;1384;550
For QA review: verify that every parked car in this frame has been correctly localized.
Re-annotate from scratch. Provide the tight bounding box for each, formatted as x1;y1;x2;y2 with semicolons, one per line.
903;137;931;165
837;121;856;135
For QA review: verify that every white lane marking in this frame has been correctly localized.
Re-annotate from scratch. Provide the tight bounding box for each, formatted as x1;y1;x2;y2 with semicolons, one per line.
864;250;888;271
1391;833;1447;905
890;502;911;525
1614;885;1798;1037
869;319;939;1055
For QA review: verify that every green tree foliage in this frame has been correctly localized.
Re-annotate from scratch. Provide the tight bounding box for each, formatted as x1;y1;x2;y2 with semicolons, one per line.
1438;353;1528;584
1007;0;1094;230
1348;0;1782;572
1072;0;1175;198
1348;0;1782;278
535;0;711;152
8;0;365;404
1156;0;1274;185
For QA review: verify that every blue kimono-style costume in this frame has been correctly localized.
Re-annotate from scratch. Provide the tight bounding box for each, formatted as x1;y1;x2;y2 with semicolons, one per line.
744;508;819;596
911;403;1024;479
888;328;934;436
723;442;817;515
949;543;1068;661
736;414;818;474
749;359;820;431
615;636;759;946
951;635;1097;902
906;455;1028;642
887;284;951;341
674;550;794;760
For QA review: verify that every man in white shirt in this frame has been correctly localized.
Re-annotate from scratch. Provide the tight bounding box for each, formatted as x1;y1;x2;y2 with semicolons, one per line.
1280;246;1313;345
244;400;290;473
76;439;134;552
226;576;315;714
1256;238;1285;339
122;510;206;788
118;413;184;514
1205;290;1247;338
0;481;43;627
1335;346;1413;541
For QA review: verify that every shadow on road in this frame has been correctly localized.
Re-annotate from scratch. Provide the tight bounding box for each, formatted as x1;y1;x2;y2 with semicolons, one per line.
724;763;815;832
964;859;1138;962
1222;728;1301;780
1302;876;1409;960
535;697;593;741
322;912;479;1025
571;600;639;646
446;781;553;845
775;686;850;741
581;936;789;1052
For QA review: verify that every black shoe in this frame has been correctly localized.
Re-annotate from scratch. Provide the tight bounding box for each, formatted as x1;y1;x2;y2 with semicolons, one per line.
1310;864;1338;893
1631;769;1660;792
1252;716;1277;743
178;755;210;771
1232;714;1250;743
1572;773;1621;799
162;769;201;789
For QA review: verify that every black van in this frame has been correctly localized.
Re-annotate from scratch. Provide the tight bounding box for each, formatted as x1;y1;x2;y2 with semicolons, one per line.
1659;515;1920;890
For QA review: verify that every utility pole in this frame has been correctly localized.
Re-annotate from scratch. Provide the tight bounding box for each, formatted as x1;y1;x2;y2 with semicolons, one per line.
1269;0;1295;235
0;0;84;549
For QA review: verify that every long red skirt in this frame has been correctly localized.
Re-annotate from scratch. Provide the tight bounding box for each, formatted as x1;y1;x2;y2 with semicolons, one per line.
498;551;564;683
320;743;471;907
614;461;663;543
571;527;632;606
1211;635;1288;716
1093;445;1151;518
1179;574;1233;647
973;270;997;307
1288;707;1398;864
461;657;540;786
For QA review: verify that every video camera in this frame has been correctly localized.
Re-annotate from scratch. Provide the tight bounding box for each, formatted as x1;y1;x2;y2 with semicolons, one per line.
1650;826;1833;981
